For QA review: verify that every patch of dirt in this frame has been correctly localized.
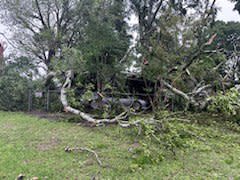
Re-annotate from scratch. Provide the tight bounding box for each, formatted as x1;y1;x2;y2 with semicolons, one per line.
27;111;120;127
127;142;141;152
37;136;60;151
27;111;96;127
2;122;15;130
27;111;72;121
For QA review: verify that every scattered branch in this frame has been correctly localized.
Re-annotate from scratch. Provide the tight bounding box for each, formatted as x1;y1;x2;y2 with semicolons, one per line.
65;146;103;167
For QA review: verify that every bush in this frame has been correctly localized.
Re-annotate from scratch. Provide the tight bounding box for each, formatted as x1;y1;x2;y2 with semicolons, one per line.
130;111;200;168
0;73;29;111
208;88;240;116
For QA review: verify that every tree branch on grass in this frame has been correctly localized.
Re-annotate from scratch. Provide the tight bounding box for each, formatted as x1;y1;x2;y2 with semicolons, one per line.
64;146;103;167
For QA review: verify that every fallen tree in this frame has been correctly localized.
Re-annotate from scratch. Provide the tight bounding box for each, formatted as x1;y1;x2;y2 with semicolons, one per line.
47;70;129;126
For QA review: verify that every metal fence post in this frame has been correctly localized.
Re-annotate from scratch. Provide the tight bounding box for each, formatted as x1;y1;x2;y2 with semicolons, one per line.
28;88;32;112
46;88;50;112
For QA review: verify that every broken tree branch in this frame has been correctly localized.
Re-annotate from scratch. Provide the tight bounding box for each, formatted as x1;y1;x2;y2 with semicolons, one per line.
162;79;212;110
182;33;217;72
65;146;103;167
162;80;190;101
47;70;128;125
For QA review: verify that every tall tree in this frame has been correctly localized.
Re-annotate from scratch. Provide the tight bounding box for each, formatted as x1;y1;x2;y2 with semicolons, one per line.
128;0;218;110
0;0;90;70
207;20;240;88
207;21;240;52
78;0;130;91
231;0;240;14
0;41;7;73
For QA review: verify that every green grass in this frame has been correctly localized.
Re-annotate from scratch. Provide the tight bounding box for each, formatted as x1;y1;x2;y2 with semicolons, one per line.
0;111;240;179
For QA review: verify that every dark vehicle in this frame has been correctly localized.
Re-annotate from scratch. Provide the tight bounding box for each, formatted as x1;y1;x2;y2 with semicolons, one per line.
79;72;154;112
90;93;150;112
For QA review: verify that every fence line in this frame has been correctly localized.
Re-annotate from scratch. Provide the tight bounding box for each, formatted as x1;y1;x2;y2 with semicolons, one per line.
27;88;62;112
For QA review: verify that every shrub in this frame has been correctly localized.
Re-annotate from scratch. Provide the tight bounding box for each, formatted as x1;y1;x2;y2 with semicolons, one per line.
208;88;240;116
0;73;29;111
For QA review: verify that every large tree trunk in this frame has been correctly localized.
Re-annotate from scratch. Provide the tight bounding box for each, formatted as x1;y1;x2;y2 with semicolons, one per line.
0;41;7;74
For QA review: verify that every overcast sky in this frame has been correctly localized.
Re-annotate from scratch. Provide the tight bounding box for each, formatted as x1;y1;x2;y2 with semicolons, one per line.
216;0;240;21
0;0;240;48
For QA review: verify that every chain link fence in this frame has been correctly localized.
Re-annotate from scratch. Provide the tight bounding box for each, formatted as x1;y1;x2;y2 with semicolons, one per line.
27;88;63;112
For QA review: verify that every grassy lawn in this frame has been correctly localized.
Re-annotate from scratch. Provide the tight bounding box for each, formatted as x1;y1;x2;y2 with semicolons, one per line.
0;111;240;179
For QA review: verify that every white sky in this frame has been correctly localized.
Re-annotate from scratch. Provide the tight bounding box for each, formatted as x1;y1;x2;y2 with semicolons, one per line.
0;0;240;53
216;0;240;21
